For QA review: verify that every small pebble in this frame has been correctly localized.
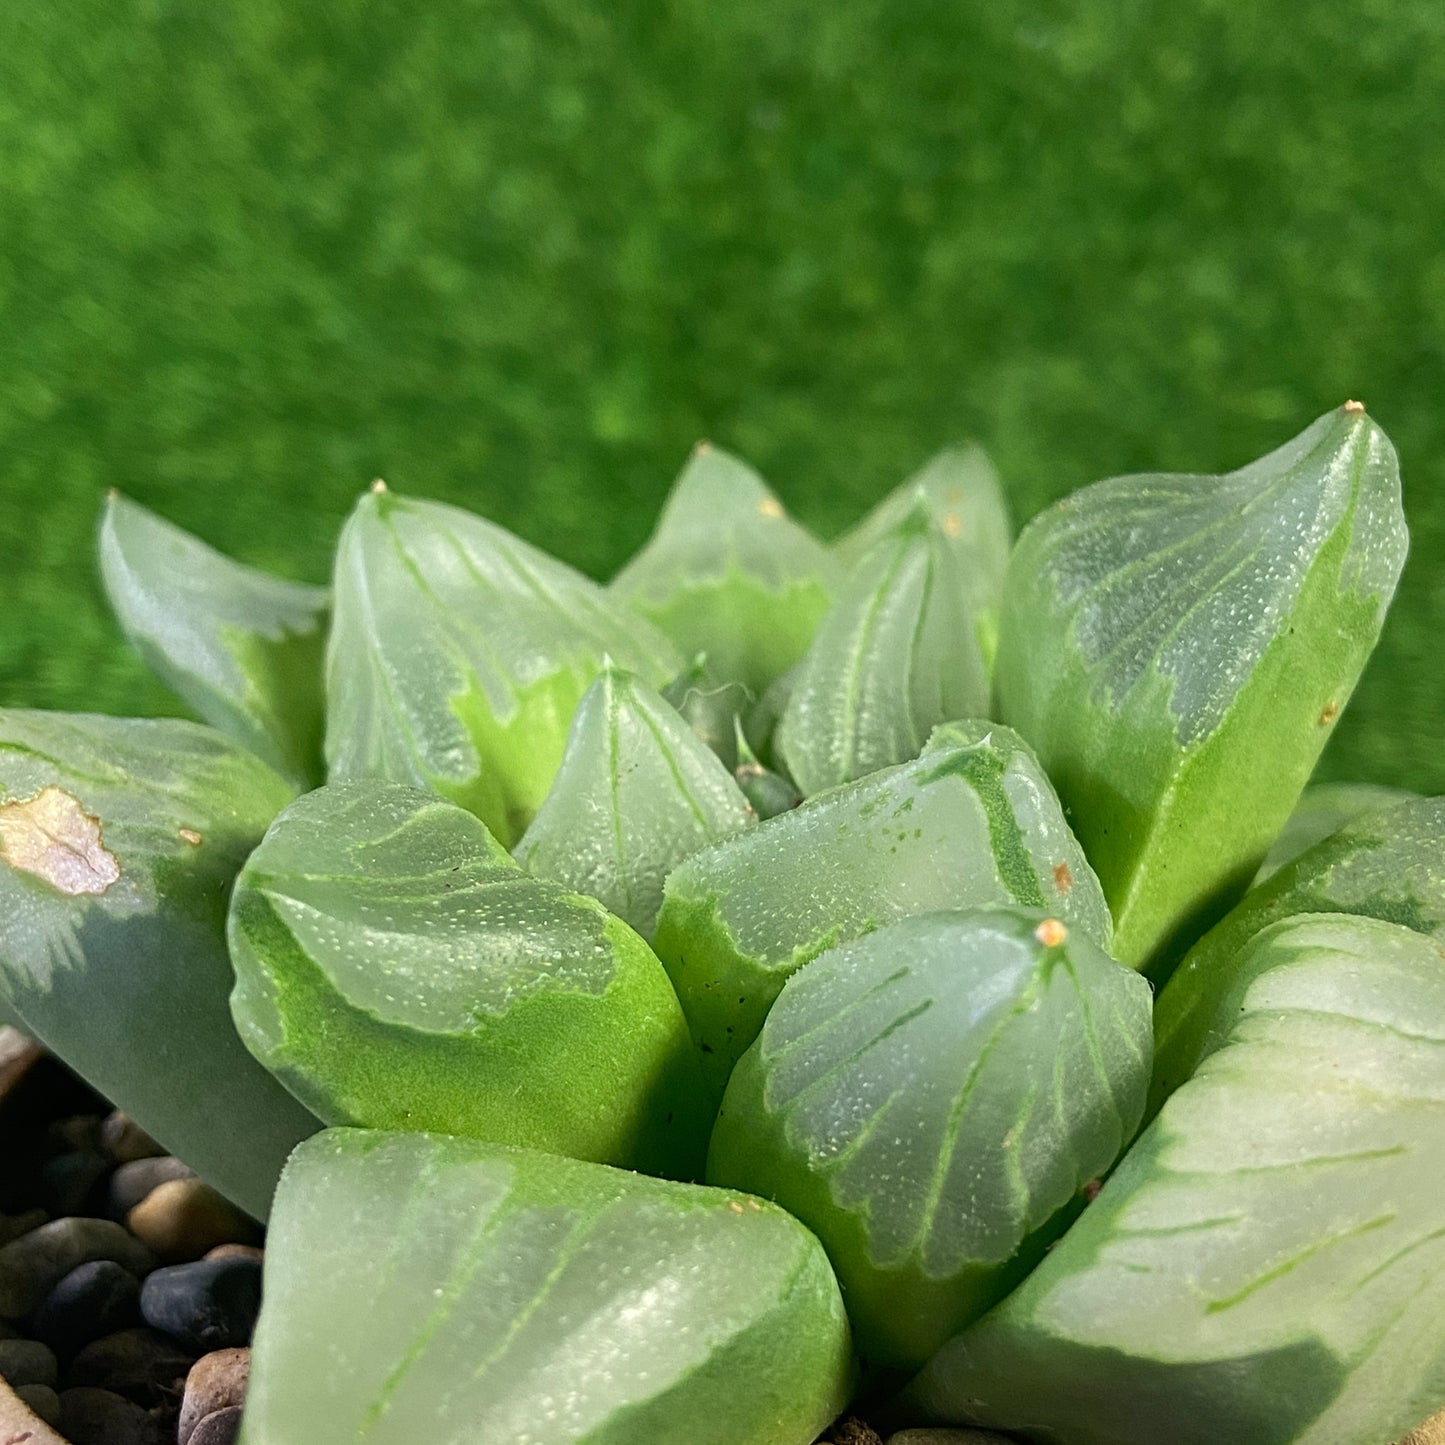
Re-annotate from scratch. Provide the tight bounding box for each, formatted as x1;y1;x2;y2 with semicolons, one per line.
189;1404;244;1445
886;1432;1022;1444
140;1256;262;1353
99;1112;166;1165
128;1179;260;1263
32;1260;141;1359
0;1208;47;1247
59;1385;169;1445
66;1327;195;1406
40;1151;111;1218
0;1336;59;1387
178;1347;249;1445
205;1244;263;1264
49;1114;103;1154
15;1380;62;1425
109;1157;197;1219
0;1217;155;1318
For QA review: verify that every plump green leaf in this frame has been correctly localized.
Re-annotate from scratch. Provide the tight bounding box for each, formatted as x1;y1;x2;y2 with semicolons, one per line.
835;443;1012;671
733;724;803;820
611;444;840;698
325;485;681;846
653;722;1110;1095
241;1129;855;1445
994;405;1408;973
708;909;1151;1368
1254;781;1416;884
514;667;755;941
227;781;708;1177
776;508;991;798
905;914;1445;1445
99;492;329;788
1151;794;1445;1118
662;654;753;769
0;712;318;1217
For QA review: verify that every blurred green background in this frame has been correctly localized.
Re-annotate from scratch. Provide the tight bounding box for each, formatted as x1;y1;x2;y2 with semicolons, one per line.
2;0;1442;789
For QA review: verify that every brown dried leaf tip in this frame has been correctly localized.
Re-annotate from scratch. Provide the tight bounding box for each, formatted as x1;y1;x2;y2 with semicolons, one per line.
0;787;121;896
1034;918;1068;948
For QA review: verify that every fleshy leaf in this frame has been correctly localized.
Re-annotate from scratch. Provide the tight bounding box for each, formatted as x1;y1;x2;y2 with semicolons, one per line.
906;914;1445;1445
227;781;708;1177
325;486;681;846
513;668;755;942
776;508;990;797
653;722;1110;1095
1151;793;1445;1118
99;492;329;788
708;909;1151;1367
835;443;1012;670
733;724;803;820
1254;781;1416;884
662;654;753;769
994;405;1408;973
611;444;840;698
242;1129;855;1445
0;712;318;1217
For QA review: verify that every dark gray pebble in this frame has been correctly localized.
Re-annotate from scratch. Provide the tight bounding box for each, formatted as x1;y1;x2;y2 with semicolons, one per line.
66;1327;195;1406
0;1335;59;1387
48;1114;102;1154
32;1260;141;1359
15;1380;61;1425
0;1208;47;1248
40;1151;111;1219
59;1385;169;1445
0;1217;155;1318
99;1112;166;1165
189;1403;244;1445
140;1257;261;1353
109;1156;197;1219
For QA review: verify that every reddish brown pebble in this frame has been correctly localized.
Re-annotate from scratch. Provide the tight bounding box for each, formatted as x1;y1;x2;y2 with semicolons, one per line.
204;1245;264;1264
127;1180;260;1263
188;1404;244;1445
178;1348;249;1445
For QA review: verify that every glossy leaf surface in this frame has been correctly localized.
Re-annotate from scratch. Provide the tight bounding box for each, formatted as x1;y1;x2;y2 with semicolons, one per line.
325;487;680;846
907;914;1445;1445
777;509;991;797
0;712;317;1217
1151;793;1445;1118
653;722;1109;1094
241;1129;854;1445
611;444;840;698
514;667;755;942
995;406;1408;972
99;492;328;788
228;782;707;1176
709;909;1151;1367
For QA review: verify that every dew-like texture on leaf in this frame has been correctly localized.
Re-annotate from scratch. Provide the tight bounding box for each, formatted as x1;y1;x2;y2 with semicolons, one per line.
708;909;1151;1367
325;489;681;846
0;711;317;1217
99;492;329;788
653;723;1109;1093
1151;794;1445;1117
777;509;990;797
907;914;1445;1445
242;1130;854;1445
1253;781;1417;884
610;444;840;697
228;781;707;1174
514;668;754;941
995;407;1409;973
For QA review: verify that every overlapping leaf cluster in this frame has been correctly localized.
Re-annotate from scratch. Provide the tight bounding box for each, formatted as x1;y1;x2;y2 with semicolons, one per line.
2;409;1442;1445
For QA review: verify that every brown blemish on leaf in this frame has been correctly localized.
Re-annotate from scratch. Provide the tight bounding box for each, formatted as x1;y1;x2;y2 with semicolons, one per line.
693;438;714;457
178;828;203;846
1319;701;1340;726
727;1200;745;1215
757;496;785;519
1053;861;1074;895
1083;1178;1103;1202
1343;399;1366;415
0;787;121;896
941;510;962;538
1034;918;1068;948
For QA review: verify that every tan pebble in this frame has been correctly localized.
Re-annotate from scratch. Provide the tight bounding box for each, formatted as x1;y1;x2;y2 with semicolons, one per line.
128;1179;261;1263
1401;1407;1445;1445
205;1243;264;1263
178;1348;250;1445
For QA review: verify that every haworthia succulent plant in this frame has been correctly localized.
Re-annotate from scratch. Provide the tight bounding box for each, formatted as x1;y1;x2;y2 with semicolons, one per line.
1254;781;1416;884
0;712;318;1218
1150;793;1445;1118
513;667;755;942
834;444;1013;671
611;444;841;698
325;485;681;847
241;1129;855;1445
776;508;991;798
227;782;709;1177
994;405;1408;974
906;914;1445;1445
652;722;1110;1094
662;654;753;769
99;492;329;789
708;909;1151;1368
